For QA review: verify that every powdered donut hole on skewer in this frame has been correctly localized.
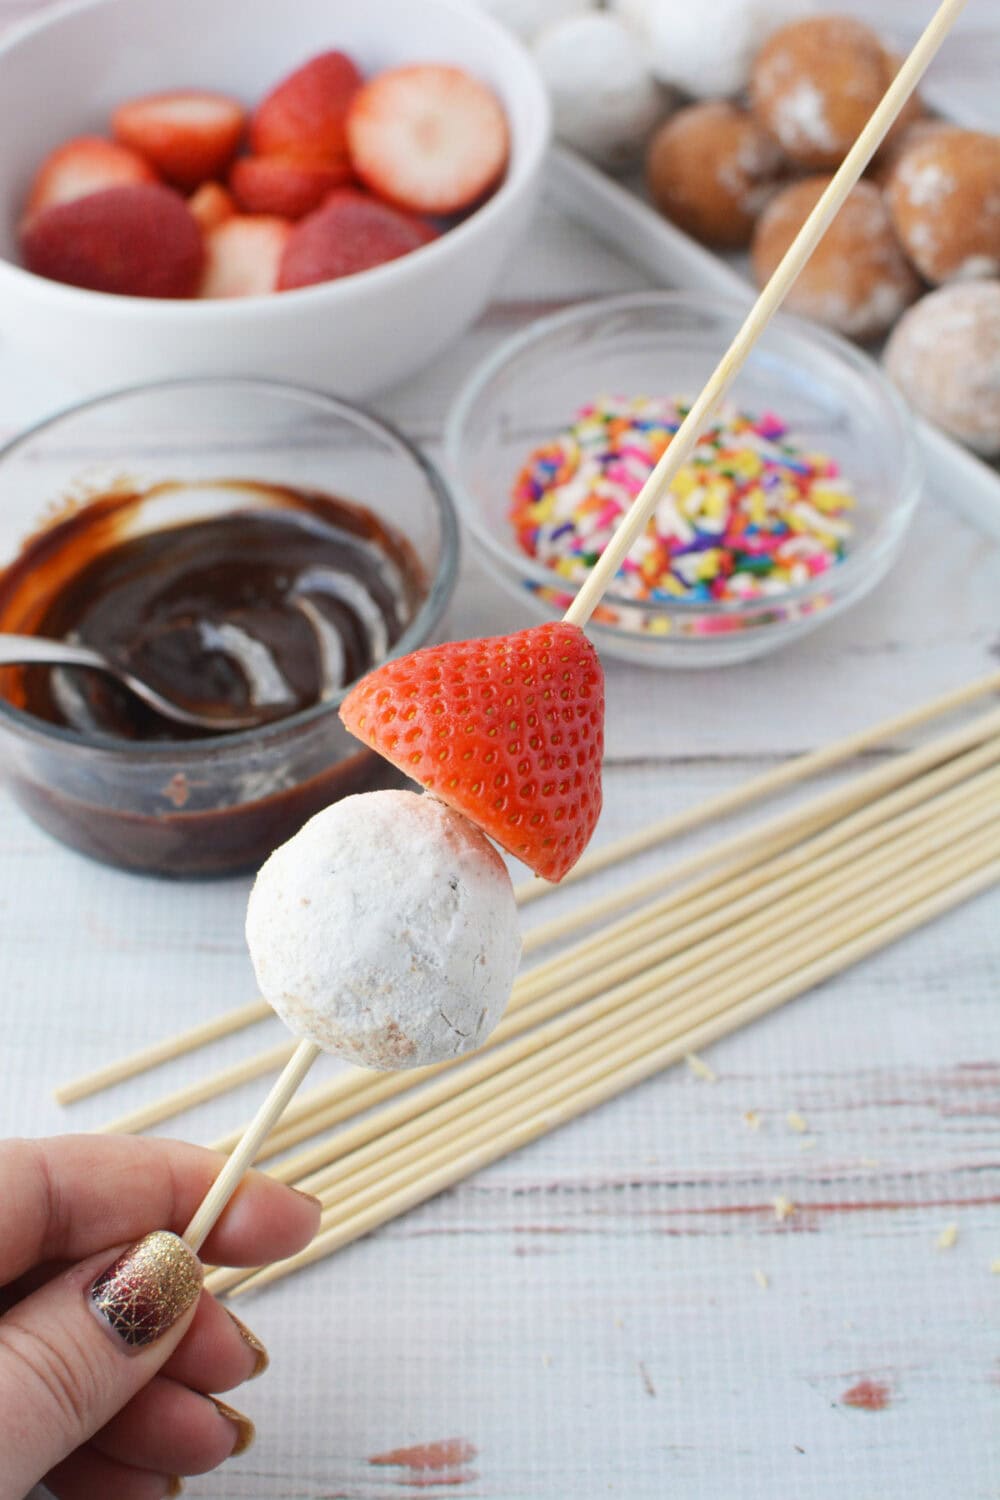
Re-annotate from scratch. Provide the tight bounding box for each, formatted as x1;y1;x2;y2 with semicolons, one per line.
246;790;522;1070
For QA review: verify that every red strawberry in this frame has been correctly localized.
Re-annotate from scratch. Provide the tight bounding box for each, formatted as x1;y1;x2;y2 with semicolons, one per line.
339;624;604;883
199;214;291;298
21;183;203;298
113;90;246;189
188;180;236;232
24;135;158;221
346;64;509;215
276;187;436;290
250;51;362;167
230;152;352;219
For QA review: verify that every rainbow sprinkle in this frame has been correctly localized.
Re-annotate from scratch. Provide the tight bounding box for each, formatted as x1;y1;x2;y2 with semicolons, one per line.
509;396;855;606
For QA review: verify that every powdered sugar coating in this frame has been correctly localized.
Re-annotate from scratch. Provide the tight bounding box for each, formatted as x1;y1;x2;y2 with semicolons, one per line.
751;15;891;170
647;102;785;248
752;176;919;340
246;790;522;1069
886;127;1000;285
534;12;666;168
613;0;809;99
884;281;1000;457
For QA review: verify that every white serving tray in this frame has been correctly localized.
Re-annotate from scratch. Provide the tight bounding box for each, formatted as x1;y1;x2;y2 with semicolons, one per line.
547;144;1000;543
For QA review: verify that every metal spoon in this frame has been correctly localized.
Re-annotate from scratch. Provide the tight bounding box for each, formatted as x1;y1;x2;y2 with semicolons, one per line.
0;633;272;733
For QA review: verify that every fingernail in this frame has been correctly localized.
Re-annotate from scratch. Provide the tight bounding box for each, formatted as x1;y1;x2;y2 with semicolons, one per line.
166;1479;184;1498
293;1187;323;1211
208;1395;256;1456
90;1231;202;1351
226;1308;269;1379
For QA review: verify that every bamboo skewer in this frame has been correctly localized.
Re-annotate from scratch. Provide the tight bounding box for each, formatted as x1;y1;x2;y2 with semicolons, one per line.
517;667;1000;901
523;705;1000;950
218;832;1000;1297
182;1040;320;1253
53;997;272;1105
258;767;1000;1192
193;726;1000;1158
54;669;1000;1108
169;716;1000;1149
305;804;1000;1219
96;1040;298;1137
515;735;1000;998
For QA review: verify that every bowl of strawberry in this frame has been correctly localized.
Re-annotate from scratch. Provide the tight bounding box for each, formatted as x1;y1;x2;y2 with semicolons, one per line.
0;0;550;396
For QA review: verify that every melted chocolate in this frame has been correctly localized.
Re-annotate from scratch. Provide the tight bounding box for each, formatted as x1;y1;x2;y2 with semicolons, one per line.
0;481;422;741
0;479;427;875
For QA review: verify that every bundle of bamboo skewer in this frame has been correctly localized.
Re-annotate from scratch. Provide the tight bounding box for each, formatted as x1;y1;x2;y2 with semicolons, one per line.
55;669;1000;1298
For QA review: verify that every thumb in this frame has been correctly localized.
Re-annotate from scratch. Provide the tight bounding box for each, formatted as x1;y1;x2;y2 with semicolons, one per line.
0;1231;202;1496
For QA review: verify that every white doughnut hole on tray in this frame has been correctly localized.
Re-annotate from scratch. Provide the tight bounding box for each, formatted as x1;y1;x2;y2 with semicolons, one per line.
610;0;811;101
245;789;523;1070
533;11;668;168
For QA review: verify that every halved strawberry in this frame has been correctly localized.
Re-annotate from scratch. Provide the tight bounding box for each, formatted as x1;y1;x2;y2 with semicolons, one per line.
188;180;236;232
21;183;204;297
339;623;604;883
250;51;362;166
346;64;509;215
24;135;158;221
198;213;291;298
113;90;246;189
230;152;352;219
277;187;436;289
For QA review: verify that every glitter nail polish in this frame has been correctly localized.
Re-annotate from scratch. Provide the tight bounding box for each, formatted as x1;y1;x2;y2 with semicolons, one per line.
209;1396;256;1456
90;1231;202;1350
226;1308;270;1378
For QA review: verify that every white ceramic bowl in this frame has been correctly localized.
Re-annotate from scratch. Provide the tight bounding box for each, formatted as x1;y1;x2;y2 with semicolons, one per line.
0;0;550;397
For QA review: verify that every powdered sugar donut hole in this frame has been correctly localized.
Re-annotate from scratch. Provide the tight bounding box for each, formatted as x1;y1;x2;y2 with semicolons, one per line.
886;127;1000;285
534;12;667;167
884;281;1000;457
751;176;920;340
751;15;899;170
614;0;812;101
246;790;522;1070
646;102;786;247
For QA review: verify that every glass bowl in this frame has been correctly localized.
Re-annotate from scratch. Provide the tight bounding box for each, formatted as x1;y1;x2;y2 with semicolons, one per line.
444;291;922;667
0;378;458;876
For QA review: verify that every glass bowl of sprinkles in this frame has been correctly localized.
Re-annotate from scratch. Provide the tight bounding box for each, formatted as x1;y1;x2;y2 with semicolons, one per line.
445;291;921;666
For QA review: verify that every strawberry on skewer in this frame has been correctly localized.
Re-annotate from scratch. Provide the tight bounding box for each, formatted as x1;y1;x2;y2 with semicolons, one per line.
340;623;604;883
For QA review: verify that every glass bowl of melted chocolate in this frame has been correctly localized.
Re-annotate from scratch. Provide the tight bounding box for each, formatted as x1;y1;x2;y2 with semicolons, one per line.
0;379;458;875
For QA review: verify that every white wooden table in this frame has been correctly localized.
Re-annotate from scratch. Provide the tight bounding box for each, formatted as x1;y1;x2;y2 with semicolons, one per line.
1;3;998;1497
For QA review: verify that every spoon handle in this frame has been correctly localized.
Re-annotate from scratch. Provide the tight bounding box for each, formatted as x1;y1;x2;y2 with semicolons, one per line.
0;633;108;671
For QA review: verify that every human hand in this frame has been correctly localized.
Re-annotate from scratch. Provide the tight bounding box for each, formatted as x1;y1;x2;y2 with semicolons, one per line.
0;1134;320;1499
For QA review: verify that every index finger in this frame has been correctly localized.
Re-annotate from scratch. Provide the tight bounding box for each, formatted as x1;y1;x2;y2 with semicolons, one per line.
0;1135;319;1282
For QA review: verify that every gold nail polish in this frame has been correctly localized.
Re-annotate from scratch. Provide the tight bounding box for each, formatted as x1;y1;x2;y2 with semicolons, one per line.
209;1396;256;1456
226;1308;269;1379
166;1479;184;1497
90;1231;202;1351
